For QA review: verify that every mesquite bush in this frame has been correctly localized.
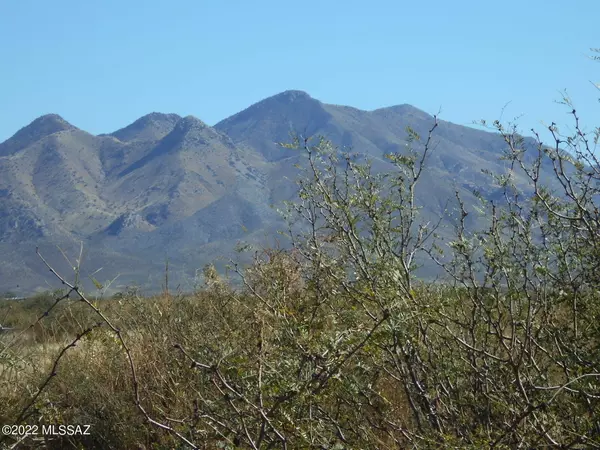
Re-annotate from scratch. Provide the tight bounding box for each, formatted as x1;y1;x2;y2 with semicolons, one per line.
2;53;599;450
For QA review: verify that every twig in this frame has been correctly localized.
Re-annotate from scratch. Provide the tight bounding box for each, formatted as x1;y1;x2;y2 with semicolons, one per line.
35;247;200;449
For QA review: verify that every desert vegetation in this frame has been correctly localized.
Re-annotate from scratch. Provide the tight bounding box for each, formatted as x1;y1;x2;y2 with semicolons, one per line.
1;59;600;449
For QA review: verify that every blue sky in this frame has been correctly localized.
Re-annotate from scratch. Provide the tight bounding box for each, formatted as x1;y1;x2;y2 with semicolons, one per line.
0;0;598;142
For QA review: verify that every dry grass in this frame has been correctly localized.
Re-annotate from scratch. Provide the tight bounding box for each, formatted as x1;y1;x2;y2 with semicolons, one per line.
0;277;598;449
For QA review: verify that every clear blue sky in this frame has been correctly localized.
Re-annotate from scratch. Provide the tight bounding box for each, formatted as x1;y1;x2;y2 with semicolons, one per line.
0;0;598;142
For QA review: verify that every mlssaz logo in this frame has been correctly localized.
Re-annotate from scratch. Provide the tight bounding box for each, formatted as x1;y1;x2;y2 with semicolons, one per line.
41;425;91;436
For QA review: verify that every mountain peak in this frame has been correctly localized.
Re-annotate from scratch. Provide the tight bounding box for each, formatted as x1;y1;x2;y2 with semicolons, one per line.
26;113;75;133
110;112;182;142
252;90;316;108
215;90;331;161
36;113;68;122
173;115;208;134
0;113;76;156
272;90;312;102
181;114;206;125
224;90;317;119
135;112;182;127
142;112;181;121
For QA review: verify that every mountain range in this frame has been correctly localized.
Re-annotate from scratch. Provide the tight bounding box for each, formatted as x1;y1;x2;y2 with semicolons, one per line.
0;90;541;295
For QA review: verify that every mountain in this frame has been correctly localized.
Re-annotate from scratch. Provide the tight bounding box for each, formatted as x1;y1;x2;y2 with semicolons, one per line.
215;91;538;223
0;91;550;295
215;91;335;161
0;114;76;157
108;112;182;143
98;114;267;236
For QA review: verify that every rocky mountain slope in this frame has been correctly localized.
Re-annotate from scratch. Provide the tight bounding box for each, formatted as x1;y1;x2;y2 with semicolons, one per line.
0;91;543;295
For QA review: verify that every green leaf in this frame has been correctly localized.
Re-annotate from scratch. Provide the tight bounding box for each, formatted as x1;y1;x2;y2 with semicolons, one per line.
89;276;104;290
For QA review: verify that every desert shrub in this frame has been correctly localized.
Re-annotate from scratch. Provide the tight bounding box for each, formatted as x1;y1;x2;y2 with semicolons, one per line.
1;51;599;450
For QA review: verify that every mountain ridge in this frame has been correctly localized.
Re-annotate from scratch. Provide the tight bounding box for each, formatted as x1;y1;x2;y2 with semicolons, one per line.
0;114;78;157
0;90;546;295
108;112;182;143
